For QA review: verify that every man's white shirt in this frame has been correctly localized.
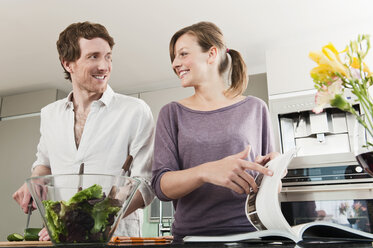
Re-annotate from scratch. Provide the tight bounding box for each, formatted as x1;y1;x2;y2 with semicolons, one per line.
32;85;155;236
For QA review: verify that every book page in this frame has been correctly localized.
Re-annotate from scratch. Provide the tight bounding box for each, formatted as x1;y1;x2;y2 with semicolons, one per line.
291;221;373;241
246;149;297;234
183;229;298;242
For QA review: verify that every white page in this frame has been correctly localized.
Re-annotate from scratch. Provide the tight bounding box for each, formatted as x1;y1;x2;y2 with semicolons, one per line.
246;149;297;234
291;221;373;240
183;229;299;243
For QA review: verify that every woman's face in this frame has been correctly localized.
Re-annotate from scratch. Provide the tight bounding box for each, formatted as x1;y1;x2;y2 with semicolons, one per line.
172;34;210;87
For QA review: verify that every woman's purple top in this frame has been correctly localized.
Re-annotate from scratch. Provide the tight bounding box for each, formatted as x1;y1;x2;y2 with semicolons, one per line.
151;96;275;240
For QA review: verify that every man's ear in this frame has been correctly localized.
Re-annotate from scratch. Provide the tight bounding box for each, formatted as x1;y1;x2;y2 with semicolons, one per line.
62;60;72;73
207;46;218;64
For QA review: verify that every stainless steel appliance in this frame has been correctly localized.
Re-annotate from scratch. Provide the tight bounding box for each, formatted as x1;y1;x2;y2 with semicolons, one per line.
269;90;373;233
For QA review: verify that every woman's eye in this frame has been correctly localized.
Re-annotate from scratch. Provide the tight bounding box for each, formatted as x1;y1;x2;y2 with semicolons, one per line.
180;52;187;57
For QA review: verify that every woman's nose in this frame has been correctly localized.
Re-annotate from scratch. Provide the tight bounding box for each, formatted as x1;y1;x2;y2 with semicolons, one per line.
172;57;180;70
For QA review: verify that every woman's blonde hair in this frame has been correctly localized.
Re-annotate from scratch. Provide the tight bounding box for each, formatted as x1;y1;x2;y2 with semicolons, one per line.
169;21;248;96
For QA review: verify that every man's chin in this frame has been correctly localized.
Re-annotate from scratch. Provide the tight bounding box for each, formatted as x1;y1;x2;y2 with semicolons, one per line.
94;82;108;93
98;83;108;93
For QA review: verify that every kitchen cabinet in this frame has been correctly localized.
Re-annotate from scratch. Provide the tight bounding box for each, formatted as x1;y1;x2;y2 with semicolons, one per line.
140;86;194;121
245;73;268;105
0;116;43;240
0;89;66;118
0;89;66;241
265;43;317;96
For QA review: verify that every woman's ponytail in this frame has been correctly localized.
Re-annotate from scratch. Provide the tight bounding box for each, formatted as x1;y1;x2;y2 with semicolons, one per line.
225;49;248;97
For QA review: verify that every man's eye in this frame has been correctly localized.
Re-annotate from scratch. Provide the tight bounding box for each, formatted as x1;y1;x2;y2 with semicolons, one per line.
89;55;97;59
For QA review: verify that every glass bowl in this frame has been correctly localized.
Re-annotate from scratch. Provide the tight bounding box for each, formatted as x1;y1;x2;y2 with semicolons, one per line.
26;174;140;246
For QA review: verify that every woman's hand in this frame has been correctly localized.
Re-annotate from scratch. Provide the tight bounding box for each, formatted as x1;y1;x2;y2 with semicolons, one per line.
255;152;280;166
255;151;287;193
201;146;273;194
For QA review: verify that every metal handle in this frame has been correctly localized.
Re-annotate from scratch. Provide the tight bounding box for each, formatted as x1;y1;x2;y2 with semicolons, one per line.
282;183;373;193
121;155;133;177
77;163;84;192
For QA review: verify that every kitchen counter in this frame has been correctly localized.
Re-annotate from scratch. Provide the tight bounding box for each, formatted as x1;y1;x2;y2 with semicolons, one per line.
0;241;373;248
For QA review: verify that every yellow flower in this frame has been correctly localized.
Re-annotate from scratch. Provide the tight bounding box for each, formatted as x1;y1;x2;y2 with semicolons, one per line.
309;43;348;78
323;43;348;76
310;64;334;82
364;64;372;76
351;57;360;69
310;34;373;148
351;57;372;76
309;51;324;64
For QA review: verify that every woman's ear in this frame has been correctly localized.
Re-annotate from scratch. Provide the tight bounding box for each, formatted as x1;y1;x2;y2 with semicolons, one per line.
207;46;218;64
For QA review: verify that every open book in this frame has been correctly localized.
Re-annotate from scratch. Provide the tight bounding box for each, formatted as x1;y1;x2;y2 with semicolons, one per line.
184;149;373;243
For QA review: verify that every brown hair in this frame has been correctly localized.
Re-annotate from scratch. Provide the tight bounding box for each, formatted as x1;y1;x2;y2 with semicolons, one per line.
56;21;115;81
169;21;248;96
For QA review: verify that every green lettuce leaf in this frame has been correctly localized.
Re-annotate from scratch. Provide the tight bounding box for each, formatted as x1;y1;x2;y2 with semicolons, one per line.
67;184;103;205
91;198;121;234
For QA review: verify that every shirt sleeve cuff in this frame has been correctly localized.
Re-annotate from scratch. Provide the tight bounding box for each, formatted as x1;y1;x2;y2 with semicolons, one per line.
134;177;155;207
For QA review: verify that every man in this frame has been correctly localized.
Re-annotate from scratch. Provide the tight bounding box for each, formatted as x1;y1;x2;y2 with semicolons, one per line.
12;21;155;239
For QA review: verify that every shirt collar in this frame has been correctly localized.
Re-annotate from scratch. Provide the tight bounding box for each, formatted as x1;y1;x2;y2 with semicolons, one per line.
64;84;115;109
99;84;114;106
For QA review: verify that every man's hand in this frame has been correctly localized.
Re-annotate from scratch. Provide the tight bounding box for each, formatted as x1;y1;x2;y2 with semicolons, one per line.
12;183;35;213
38;228;50;241
122;190;145;218
12;165;51;213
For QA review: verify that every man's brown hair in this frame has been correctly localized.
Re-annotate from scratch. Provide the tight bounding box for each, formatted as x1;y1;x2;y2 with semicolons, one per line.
56;21;115;81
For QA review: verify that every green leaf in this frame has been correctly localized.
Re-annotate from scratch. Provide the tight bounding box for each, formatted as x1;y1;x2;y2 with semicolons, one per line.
91;198;120;234
330;94;352;112
67;184;103;205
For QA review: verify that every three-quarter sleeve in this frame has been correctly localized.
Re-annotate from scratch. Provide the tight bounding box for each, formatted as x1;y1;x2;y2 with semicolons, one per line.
151;104;180;201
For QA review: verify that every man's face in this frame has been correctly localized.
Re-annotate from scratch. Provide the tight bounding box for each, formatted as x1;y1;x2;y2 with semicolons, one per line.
65;37;112;94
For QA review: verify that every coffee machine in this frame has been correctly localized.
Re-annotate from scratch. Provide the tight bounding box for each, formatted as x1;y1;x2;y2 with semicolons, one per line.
269;90;373;232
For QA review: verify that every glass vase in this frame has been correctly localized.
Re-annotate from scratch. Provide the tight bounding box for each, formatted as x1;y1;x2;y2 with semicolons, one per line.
354;114;373;177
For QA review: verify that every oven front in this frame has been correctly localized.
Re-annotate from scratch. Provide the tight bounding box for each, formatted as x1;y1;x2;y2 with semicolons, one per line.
280;163;373;233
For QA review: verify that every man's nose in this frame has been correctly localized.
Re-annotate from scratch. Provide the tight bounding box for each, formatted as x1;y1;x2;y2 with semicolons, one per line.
98;58;110;71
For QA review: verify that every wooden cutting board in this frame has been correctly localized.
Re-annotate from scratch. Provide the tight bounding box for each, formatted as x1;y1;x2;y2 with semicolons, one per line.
0;241;52;247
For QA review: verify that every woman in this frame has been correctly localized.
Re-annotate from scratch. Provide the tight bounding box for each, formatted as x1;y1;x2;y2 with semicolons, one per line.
151;21;278;241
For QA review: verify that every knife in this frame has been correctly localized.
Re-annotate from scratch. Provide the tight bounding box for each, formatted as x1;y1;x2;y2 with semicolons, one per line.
25;198;33;230
108;155;133;198
77;163;84;192
121;155;133;177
